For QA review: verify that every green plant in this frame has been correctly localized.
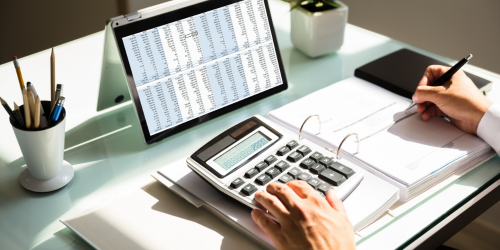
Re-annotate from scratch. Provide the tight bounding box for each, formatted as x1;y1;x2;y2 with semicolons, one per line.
283;0;341;11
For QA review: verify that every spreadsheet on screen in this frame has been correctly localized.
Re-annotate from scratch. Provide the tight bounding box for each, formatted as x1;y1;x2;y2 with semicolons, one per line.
122;0;283;135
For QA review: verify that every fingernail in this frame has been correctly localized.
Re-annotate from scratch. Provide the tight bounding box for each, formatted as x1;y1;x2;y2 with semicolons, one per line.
412;95;418;103
251;210;257;217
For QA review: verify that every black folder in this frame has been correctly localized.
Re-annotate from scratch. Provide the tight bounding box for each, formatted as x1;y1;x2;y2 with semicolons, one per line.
354;49;492;99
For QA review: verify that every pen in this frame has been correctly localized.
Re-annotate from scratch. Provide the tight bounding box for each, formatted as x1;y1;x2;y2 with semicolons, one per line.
12;56;25;90
52;84;63;110
13;103;26;128
48;97;65;127
405;54;473;111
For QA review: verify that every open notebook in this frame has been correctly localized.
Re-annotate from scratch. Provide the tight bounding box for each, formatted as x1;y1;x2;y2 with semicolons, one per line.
268;77;495;201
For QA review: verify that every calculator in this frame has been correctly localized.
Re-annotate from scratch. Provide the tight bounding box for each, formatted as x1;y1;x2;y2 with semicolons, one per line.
187;116;363;220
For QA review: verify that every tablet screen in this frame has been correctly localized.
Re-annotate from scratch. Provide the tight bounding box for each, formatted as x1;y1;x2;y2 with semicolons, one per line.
121;0;284;137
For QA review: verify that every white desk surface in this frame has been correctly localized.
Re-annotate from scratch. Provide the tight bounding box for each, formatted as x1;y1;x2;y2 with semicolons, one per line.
1;0;500;249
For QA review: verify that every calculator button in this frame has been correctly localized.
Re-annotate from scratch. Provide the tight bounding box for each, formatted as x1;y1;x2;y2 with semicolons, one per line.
297;145;312;156
319;169;346;186
287;167;302;179
276;146;291;156
255;174;272;185
318;183;333;195
286;140;299;150
317;191;326;198
275;160;291;172
310;164;326;175
307;178;321;189
319;157;334;167
300;158;316;169
265;155;278;165
265;167;281;179
278;174;294;183
310;152;324;163
297;172;312;181
230;178;245;189
244;168;259;178
241;183;258;196
255;162;268;172
287;151;303;163
329;162;355;178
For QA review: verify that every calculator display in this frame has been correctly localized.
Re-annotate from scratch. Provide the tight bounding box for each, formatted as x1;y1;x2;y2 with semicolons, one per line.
214;132;270;171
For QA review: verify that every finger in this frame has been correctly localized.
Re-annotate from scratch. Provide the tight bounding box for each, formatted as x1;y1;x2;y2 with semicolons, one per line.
251;209;281;239
286;180;315;199
418;65;450;87
326;189;346;213
417;102;431;114
254;191;289;219
422;104;440;121
413;85;446;105
266;182;299;209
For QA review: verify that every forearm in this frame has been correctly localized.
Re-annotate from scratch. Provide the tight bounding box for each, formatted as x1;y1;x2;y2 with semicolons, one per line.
477;103;500;154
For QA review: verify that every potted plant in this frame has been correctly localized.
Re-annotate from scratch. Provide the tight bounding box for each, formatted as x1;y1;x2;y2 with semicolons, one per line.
284;0;348;58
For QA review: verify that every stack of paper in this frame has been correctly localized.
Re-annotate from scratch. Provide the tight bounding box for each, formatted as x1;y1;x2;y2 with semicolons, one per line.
268;77;495;201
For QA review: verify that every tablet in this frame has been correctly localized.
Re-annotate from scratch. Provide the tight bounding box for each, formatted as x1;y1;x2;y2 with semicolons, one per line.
111;0;288;144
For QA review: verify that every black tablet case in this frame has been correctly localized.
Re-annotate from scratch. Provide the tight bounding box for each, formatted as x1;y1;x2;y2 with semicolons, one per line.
354;49;491;99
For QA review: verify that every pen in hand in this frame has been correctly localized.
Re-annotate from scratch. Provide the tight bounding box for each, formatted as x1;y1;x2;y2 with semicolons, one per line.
405;54;473;111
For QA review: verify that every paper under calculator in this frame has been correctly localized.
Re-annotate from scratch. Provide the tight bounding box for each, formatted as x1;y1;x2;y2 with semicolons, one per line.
187;116;363;218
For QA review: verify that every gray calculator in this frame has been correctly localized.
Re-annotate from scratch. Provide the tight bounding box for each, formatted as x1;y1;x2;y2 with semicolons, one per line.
187;116;363;219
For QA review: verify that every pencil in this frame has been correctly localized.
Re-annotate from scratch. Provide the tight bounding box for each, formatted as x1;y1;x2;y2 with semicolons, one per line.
14;103;26;128
22;88;32;129
0;97;14;118
51;48;56;108
12;56;25;90
28;91;36;121
34;96;40;129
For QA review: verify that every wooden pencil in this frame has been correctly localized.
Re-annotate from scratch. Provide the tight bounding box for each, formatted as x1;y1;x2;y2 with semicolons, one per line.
22;88;32;129
51;48;56;108
12;56;25;90
14;103;26;128
28;91;36;121
34;96;40;129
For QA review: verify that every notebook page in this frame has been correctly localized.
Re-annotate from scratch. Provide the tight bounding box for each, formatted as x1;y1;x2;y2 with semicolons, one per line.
268;77;410;146
268;77;491;187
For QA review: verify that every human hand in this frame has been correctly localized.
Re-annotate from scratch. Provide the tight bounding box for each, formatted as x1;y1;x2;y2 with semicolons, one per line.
251;181;355;250
412;65;493;134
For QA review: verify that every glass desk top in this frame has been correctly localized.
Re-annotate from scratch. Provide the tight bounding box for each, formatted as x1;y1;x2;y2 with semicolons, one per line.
0;0;499;249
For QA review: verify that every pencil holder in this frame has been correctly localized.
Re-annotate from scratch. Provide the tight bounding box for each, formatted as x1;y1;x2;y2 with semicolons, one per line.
10;101;74;192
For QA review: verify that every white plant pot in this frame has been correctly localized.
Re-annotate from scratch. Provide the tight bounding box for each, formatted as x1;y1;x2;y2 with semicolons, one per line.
291;1;348;58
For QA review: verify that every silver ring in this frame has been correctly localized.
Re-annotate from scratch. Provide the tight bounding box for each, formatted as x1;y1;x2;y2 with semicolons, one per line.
299;115;321;141
336;133;360;160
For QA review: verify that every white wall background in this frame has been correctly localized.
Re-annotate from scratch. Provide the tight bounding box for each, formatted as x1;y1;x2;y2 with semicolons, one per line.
341;0;500;74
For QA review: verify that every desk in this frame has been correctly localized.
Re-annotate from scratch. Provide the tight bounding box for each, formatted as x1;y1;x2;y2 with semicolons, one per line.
1;0;499;249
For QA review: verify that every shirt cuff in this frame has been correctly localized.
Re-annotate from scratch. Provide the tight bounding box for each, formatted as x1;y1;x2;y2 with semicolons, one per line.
477;103;500;154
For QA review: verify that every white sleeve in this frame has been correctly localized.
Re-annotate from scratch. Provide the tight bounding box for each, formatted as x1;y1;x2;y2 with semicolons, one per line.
477;103;500;154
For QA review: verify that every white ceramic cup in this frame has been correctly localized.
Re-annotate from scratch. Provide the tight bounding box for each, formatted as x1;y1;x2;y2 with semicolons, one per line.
11;101;66;180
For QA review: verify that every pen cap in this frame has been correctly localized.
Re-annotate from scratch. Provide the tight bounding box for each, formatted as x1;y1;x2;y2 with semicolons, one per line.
11;101;67;180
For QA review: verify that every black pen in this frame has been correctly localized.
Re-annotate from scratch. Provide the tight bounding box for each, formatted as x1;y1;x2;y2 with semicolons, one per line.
406;54;473;111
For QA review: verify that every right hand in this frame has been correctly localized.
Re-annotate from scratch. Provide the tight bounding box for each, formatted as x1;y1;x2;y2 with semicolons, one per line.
412;65;493;135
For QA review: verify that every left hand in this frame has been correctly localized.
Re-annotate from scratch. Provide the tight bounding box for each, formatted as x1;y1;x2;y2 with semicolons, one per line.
251;181;356;250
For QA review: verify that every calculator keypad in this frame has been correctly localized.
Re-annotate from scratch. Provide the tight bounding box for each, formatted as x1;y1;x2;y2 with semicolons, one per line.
232;140;357;203
287;152;303;163
265;167;281;179
255;162;268;172
230;178;245;188
300;158;316;169
241;183;258;196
